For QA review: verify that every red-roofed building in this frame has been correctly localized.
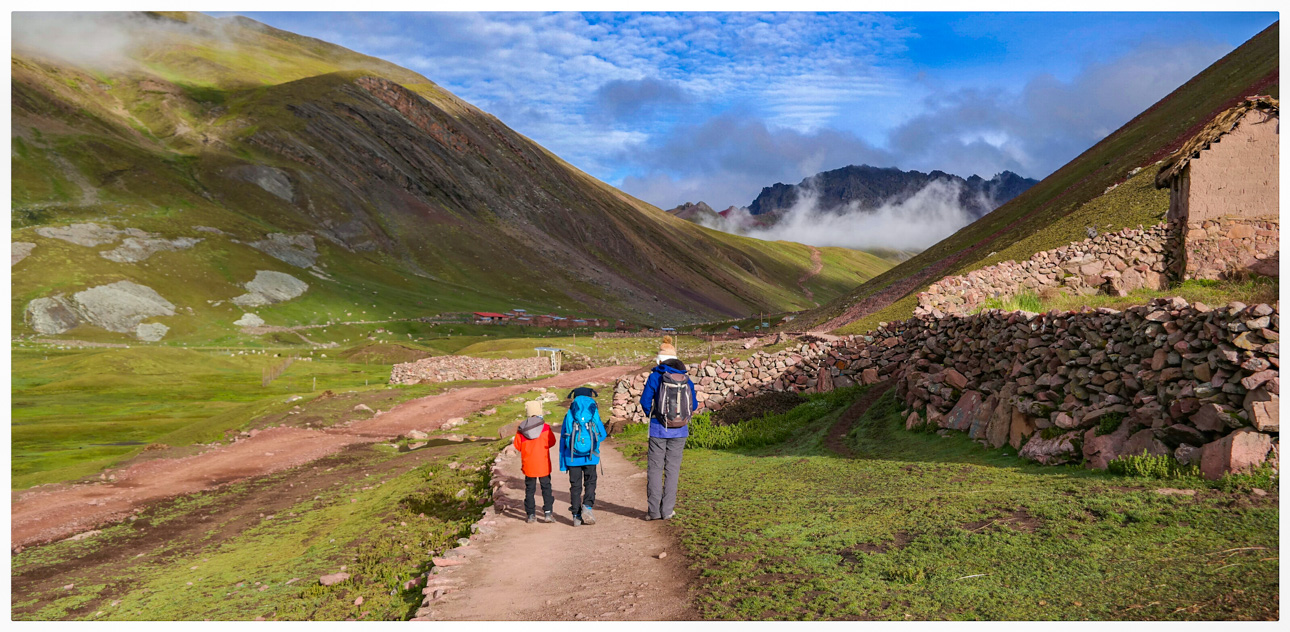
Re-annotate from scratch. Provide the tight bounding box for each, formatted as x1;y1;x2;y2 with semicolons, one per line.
473;312;508;323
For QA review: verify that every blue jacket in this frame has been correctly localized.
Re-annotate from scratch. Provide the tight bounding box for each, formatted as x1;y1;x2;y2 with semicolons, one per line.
559;395;607;470
640;363;697;439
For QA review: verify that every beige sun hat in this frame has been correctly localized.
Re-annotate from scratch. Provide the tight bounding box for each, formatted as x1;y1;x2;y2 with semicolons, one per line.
524;400;544;417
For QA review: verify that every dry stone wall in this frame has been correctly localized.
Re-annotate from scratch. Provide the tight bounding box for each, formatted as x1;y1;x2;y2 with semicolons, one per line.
1181;217;1279;280
390;355;554;385
916;224;1170;317
611;297;1279;479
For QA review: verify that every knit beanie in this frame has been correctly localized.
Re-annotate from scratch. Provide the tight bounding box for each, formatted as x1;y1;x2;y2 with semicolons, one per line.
658;334;677;357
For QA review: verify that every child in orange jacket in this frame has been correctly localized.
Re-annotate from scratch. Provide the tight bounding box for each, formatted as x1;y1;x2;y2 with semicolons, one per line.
515;402;556;523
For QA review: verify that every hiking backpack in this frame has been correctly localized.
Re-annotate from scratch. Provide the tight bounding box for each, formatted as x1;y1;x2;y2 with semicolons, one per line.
655;372;693;429
568;399;599;458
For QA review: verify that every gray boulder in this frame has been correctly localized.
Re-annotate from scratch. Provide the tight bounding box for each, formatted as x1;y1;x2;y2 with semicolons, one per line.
25;296;80;334
73;281;176;333
12;242;35;266
35;223;125;247
236;165;295;201
249;233;317;268
233;270;309;307
101;237;202;263
234;313;266;328
135;322;170;342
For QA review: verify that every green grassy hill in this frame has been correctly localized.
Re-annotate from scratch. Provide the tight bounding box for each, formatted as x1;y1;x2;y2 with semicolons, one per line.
795;21;1279;334
11;12;895;345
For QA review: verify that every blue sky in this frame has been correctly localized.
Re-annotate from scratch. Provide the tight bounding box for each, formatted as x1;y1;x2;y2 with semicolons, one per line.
234;11;1276;210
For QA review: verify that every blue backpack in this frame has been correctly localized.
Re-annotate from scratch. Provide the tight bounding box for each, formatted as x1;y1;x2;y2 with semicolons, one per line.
568;397;599;458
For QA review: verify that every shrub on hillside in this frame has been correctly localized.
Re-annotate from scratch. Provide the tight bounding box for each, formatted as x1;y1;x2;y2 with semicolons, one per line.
976;290;1043;314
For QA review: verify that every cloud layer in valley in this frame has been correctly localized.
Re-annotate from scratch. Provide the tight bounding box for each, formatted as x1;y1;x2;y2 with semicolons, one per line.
695;179;987;252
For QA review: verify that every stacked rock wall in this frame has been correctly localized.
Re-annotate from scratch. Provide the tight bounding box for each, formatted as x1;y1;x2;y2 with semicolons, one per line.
610;297;1279;478
916;224;1170;317
1181;217;1279;280
390;355;554;385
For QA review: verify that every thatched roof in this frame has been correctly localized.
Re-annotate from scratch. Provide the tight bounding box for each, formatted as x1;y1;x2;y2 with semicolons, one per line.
1155;95;1279;188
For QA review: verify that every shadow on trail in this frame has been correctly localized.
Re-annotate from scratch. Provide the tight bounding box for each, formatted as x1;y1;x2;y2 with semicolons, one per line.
498;474;646;523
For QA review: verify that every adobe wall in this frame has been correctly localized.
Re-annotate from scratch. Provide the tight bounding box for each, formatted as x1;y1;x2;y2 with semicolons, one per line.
611;297;1279;479
1184;109;1279;222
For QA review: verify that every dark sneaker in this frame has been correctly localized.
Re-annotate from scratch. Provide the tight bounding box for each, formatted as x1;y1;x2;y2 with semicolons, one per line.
582;507;596;525
526;514;537;523
542;511;554;523
572;514;583;527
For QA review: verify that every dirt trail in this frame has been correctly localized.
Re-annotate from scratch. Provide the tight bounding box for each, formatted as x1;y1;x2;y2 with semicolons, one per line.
428;440;696;620
824;381;892;457
10;366;636;549
797;246;824;304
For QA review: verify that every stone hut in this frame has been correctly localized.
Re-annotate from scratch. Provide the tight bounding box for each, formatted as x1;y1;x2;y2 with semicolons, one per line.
1156;96;1279;281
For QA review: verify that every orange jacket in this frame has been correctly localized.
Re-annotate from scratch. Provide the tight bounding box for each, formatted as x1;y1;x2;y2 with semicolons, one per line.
514;424;556;478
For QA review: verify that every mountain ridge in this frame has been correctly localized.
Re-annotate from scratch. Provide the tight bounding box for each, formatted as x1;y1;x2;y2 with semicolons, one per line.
10;11;897;342
748;164;1038;218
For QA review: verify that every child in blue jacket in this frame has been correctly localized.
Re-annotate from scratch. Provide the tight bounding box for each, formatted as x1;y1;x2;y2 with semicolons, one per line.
559;388;607;526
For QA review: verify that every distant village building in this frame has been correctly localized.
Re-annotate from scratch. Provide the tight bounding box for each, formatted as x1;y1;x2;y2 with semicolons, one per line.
1156;96;1279;281
473;311;508;324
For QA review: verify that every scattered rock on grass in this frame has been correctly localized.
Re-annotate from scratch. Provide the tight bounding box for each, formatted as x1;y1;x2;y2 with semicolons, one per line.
101;237;202;263
36;223;127;247
12;242;35;266
319;572;350;586
135;322;169;342
234;313;266;328
233;270;308;307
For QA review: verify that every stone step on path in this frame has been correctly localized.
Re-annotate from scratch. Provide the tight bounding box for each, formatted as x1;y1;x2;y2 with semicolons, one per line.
422;440;696;621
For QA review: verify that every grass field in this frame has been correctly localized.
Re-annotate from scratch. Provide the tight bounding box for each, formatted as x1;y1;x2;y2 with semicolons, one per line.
613;387;1279;620
11;342;514;489
10;327;644;489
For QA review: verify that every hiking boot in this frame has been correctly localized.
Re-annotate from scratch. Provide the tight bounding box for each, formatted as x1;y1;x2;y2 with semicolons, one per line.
572;514;583;527
542;511;554;523
526;514;537;523
581;506;596;525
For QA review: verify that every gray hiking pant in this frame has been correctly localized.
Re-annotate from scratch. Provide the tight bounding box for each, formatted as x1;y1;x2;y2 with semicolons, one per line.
647;436;686;519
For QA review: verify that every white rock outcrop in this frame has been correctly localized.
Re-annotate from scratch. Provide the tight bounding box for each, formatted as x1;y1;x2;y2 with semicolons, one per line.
234;313;266;328
233;270;309;307
101;237;202;263
73;281;176;333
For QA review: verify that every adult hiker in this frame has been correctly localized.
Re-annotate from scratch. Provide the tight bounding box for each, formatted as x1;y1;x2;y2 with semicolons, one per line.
639;353;697;521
